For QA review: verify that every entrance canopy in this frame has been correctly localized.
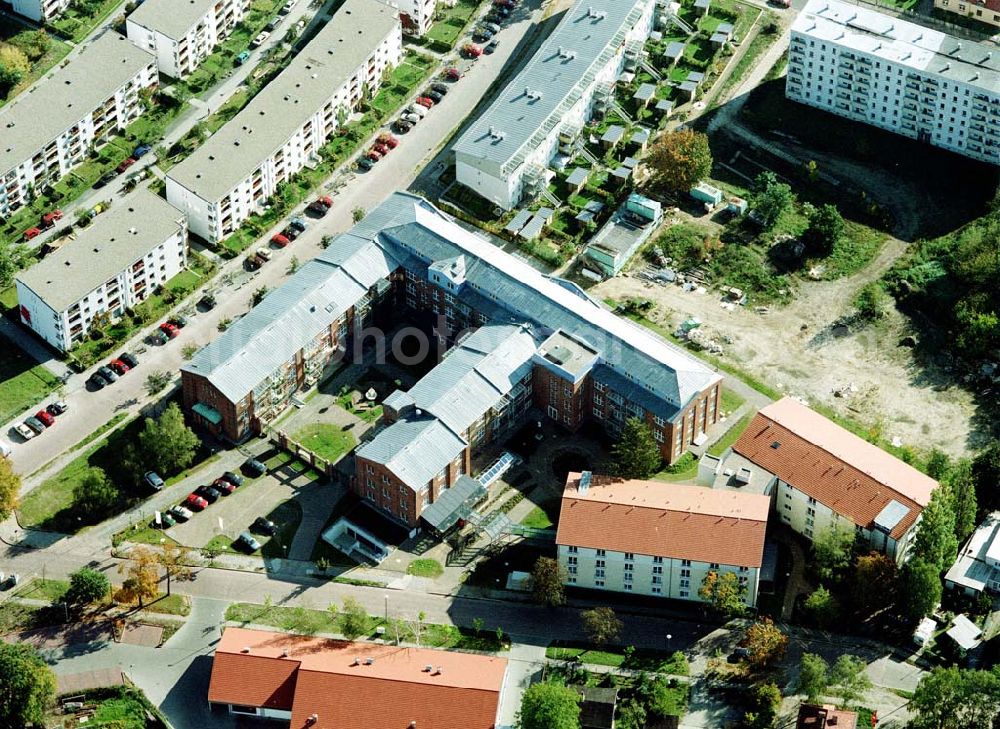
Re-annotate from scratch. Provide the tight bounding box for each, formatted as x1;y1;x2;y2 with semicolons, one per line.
421;475;486;533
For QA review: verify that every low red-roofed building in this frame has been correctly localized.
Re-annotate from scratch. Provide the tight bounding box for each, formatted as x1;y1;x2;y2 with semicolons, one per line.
796;703;858;729
556;472;770;606
207;627;509;728
732;397;938;563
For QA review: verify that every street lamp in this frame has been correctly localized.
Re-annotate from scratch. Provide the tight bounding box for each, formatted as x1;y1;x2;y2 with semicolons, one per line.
666;633;672;651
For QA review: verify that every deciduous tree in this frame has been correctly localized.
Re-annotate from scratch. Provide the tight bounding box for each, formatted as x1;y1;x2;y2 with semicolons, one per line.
750;172;795;229
117;547;160;608
530;557;566;607
0;457;20;521
0;46;30;90
803;585;841;629
518;682;580;729
829;654;871;707
65;567;110;607
901;558;942;621
72;467;117;514
910;667;1000;729
338;597;371;640
698;570;746;619
744;618;787;668
0;642;56;728
797;653;828;701
944;460;977;543
158;543;193;596
138;402;199;474
912;486;958;573
849;552;897;617
971;441;1000;514
645;128;712;193
803;204;844;257
612;417;662;479
581;607;622;648
811;524;854;582
743;682;782;729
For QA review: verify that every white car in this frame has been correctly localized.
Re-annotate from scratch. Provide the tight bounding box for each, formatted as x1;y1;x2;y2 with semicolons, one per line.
280;0;295;13
250;31;270;48
170;505;193;522
407;104;428;118
256;247;272;261
0;440;11;458
402;112;421;125
14;423;34;441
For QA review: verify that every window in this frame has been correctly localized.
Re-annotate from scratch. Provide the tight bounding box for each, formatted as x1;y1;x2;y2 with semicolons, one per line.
567;546;578;554
595;580;604;587
568;557;577;565
807;496;817;505
624;572;633;582
807;507;816;517
624;563;633;572
679;590;689;598
680;578;690;588
652;575;662;584
739;566;749;573
568;576;577;584
710;563;720;569
623;583;633;591
596;549;606;557
681;559;691;567
596;560;605;568
653;556;663;564
652;565;663;575
595;569;605;579
652;586;662;595
568;565;577;575
784;504;792;512
624;553;634;561
680;569;691;578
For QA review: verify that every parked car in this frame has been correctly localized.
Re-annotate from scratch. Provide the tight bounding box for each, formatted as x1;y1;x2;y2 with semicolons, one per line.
255;247;272;262
265;17;280;31
250;31;269;48
46;400;68;416
485;38;499;54
445;67;462;81
109;359;130;376
133;143;153;158
88;371;109;388
0;440;12;458
22;227;42;241
116;158;136;174
41;210;63;228
281;226;300;241
235;50;251;65
372;142;390;156
93;171;118;189
280;0;294;13
462;43;482;58
315;195;334;208
366;149;382;163
185;494;209;511
251;516;279;536
415;96;434;108
24;416;47;434
401;112;421;125
222;471;245;487
289;215;308;232
242;457;267;477
307;200;329;216
149;330;169;345
153;512;176;529
120;351;139;368
407;103;427;118
198;295;216;310
195;485;221;504
34;410;55;427
158;322;179;339
484;21;502;33
168;315;187;328
392;119;412;134
426;90;443;103
236;531;262;552
14;423;35;440
212;477;237;495
473;27;494;42
377;133;399;150
170;505;193;522
270;233;290;248
144;471;165;491
430;82;449;95
97;365;119;382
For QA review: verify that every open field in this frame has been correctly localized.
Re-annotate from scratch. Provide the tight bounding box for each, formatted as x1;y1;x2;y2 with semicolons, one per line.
0;344;60;425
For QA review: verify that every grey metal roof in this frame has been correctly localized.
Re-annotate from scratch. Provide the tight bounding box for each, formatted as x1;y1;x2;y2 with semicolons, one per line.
519;214;545;240
403;323;537;435
420;474;486;531
566;167;589;186
717;22;734;34
873;499;909;533
711;32;729;43
127;0;222;41
0;34;154;175
601;125;625;143
166;0;398;202
16;191;184;312
634;83;656;101
182;235;398;401
944;512;1000;593
505;209;533;234
946;615;982;651
355;416;467;491
451;0;648;175
664;41;685;59
655;98;674;111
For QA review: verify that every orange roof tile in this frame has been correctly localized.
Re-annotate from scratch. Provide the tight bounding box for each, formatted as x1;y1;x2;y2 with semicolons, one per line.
733;398;938;539
555;473;770;567
209;628;507;729
797;703;858;729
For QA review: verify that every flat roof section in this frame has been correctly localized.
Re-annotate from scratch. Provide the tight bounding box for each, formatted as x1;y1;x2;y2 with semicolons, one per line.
127;0;221;41
0;34;154;175
536;329;600;379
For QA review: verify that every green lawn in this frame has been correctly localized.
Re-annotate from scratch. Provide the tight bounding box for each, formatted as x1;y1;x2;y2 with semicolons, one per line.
49;0;126;43
143;593;191;616
76;686;168;729
720;388;746;414
547;645;689;675
15;578;69;603
293;423;356;463
407;558;443;578
520;506;554;529
707;412;754;456
0;28;72;109
112;525;179;547
653;451;699;482
0;344;59;425
423;0;481;49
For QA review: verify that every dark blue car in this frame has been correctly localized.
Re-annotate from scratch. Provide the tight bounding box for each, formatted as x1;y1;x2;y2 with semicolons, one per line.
133;144;153;158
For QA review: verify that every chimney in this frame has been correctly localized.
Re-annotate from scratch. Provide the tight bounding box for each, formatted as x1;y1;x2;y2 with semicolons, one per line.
241;646;251;653
364;657;374;665
432;666;443;675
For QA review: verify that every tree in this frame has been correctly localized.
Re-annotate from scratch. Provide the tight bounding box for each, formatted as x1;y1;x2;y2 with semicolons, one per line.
158;543;193;596
901;558;942;620
811;524;854;582
744;618;788;668
145;370;171;395
287;255;300;274
65;567;110;607
743;682;782;729
797;653;828;701
138;402;199;474
181;343;198;360
849;552;897;617
909;667;1000;729
339;597;371;639
926;449;952;480
854;282;890;320
581;607;622;647
352;207;366;222
0;242;29;289
829;654;871;707
0;642;56;728
0;46;30;90
912;486;958;573
645;128;713;193
751;171;795;229
698;570;746;619
944;460;977;542
971;441;1000;514
117;547;160;608
251;286;270;306
612;417;662;479
803;204;844;257
0;457;20;521
803;585;840;629
518;681;581;729
530;557;566;607
73;467;117;514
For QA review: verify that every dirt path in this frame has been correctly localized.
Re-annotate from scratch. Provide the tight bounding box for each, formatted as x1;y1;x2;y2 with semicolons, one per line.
594;234;977;457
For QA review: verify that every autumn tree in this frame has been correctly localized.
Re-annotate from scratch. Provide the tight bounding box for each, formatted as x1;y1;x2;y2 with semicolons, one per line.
581;607;623;648
698;570;746;619
530;557;566;607
849;552;897;617
158;543;193;596
645;128;713;193
0;457;20;521
0;643;56;728
744;618;788;668
612;417;662;479
117;547;160;608
518;682;581;729
138;402;199;474
0;46;30;91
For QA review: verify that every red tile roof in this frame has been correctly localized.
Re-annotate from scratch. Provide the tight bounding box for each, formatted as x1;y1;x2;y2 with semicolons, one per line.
555;473;770;567
733;398;938;539
797;703;858;729
208;628;507;729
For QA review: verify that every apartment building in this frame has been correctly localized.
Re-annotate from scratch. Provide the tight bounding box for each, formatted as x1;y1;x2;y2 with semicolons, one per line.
15;191;187;352
11;0;70;22
0;34;157;219
452;0;656;210
556;472;770;607
787;0;1000;167
933;0;1000;30
395;0;436;35
944;512;1000;597
166;0;402;242
732;397;939;563
126;0;251;78
209;627;509;728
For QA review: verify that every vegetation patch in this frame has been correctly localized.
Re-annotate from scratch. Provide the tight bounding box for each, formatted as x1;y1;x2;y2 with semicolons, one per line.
0;344;60;425
293;423;356;464
406;558;444;578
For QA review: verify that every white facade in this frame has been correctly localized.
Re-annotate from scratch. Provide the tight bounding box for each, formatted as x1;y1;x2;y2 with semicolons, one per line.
557;544;761;608
452;0;655;210
11;0;70;22
0;35;157;219
126;0;250;78
166;0;402;242
396;0;436;35
945;512;1000;596
787;0;1000;167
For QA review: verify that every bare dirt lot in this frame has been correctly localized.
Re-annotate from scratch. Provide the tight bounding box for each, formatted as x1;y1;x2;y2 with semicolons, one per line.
593;232;978;457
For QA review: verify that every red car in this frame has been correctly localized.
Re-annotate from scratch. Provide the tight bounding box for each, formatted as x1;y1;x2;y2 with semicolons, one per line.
23;227;42;241
109;359;130;375
445;67;461;81
462;44;482;58
212;477;237;495
159;322;179;338
40;210;63;228
315;195;334;208
185;494;208;511
116;157;136;174
377;133;399;149
34;410;55;427
414;96;434;108
366;149;382;162
494;0;514;7
372;142;390;155
271;232;290;247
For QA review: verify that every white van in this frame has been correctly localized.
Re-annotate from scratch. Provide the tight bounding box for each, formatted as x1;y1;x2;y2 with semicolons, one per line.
0;440;11;458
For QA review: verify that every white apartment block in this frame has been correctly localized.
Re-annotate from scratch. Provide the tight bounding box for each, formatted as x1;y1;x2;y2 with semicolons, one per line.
11;0;70;22
0;34;157;220
452;0;655;210
15;191;187;352
126;0;251;79
731;397;938;564
395;0;436;36
166;0;402;243
555;473;770;607
788;0;1000;167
